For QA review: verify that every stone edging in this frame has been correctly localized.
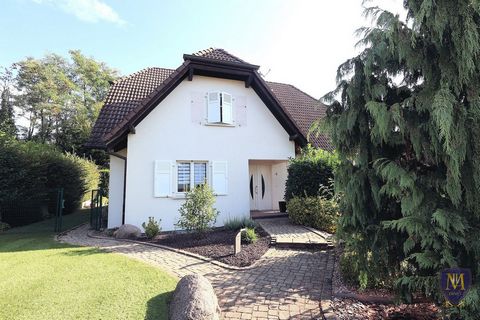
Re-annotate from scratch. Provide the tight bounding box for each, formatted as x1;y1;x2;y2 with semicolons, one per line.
319;250;337;320
303;226;334;244
86;231;264;271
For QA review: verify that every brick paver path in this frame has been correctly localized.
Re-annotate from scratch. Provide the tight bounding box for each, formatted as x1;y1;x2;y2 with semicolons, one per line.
59;225;334;320
257;218;331;245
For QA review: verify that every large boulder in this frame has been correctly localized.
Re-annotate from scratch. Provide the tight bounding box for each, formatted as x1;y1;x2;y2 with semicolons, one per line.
114;224;141;239
170;274;221;320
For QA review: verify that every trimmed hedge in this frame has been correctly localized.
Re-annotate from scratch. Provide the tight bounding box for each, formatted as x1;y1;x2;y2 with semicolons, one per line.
0;132;100;225
286;196;339;234
285;145;339;201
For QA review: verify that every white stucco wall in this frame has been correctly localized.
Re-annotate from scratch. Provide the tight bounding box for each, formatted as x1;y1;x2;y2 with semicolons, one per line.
124;76;295;231
107;149;126;228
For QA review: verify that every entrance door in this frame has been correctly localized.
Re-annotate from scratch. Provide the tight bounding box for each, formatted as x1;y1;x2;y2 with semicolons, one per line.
249;164;272;211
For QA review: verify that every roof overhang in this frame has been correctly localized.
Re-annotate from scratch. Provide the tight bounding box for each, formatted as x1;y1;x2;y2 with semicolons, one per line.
103;58;307;151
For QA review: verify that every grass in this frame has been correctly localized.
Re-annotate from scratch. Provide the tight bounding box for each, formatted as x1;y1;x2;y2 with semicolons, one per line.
0;210;178;320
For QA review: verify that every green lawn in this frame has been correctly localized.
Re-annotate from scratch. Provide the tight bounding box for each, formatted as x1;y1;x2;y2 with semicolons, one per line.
0;210;178;320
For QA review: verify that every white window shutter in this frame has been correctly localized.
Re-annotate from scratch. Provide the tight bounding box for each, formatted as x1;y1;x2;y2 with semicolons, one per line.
211;161;228;195
154;160;172;197
207;92;221;123
221;92;233;124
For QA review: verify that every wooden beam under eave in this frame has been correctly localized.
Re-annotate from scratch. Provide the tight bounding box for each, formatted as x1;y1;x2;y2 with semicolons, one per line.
188;68;194;81
128;124;136;134
245;74;253;88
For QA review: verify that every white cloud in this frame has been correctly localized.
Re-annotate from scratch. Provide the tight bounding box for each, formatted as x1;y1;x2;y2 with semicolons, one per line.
33;0;126;26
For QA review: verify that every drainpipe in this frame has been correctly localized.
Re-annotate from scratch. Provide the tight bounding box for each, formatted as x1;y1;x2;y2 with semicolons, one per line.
108;152;127;225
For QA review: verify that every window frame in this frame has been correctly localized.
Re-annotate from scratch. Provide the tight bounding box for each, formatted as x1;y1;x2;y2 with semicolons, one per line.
207;91;234;125
175;161;208;194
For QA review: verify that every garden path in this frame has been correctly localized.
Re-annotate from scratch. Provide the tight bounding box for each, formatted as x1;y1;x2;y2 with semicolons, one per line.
59;224;334;320
256;218;332;246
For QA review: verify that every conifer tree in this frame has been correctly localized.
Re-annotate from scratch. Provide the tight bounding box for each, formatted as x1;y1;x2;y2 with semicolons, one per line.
318;1;480;317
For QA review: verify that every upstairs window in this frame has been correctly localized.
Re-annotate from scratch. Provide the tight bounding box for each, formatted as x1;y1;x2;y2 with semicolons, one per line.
207;92;233;124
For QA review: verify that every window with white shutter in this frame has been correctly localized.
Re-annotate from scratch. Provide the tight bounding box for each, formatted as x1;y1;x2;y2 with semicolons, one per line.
221;92;233;124
154;160;173;197
211;161;228;195
207;92;234;125
207;92;221;123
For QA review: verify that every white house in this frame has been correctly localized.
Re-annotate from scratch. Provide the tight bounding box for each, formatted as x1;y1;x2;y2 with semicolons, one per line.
86;48;330;231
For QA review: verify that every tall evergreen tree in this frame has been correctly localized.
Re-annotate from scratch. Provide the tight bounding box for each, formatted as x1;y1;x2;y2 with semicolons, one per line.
318;1;480;317
0;68;16;137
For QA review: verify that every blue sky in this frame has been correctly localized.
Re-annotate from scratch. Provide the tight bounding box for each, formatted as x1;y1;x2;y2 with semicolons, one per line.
1;0;404;98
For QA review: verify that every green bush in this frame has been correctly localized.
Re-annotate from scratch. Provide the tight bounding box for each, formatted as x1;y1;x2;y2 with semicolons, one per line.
0;222;10;232
285;145;339;201
0;132;100;225
287;195;339;233
176;184;219;234
224;216;256;230
242;227;258;244
142;217;161;239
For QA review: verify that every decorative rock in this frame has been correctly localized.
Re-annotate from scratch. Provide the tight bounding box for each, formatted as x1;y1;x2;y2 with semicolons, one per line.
114;224;141;239
170;274;221;320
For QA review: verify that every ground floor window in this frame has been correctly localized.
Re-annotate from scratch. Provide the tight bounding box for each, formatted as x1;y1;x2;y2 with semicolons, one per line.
177;161;207;192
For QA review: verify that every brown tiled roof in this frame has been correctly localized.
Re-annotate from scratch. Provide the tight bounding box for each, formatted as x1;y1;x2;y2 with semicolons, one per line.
86;67;175;147
192;48;248;64
87;50;331;150
266;82;332;150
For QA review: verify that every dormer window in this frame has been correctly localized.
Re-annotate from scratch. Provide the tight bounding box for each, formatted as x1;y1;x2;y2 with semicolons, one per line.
207;92;233;124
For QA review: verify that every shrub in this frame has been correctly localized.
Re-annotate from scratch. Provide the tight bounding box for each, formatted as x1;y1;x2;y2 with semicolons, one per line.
285;145;339;201
287;195;339;233
224;216;256;230
339;248;395;291
0;222;10;232
242;227;258;244
0;133;100;225
142;217;161;239
176;184;219;234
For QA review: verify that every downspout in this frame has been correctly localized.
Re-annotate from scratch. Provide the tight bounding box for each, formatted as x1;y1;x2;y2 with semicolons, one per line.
108;152;127;225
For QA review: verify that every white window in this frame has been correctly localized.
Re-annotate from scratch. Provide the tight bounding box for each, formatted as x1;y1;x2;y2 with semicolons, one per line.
154;160;227;197
207;92;233;124
176;161;207;193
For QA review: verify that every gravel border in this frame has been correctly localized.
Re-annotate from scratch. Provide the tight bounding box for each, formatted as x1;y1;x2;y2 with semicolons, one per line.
86;231;268;271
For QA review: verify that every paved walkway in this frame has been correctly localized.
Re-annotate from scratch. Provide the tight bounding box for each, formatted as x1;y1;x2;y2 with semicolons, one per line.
59;225;334;320
257;218;332;245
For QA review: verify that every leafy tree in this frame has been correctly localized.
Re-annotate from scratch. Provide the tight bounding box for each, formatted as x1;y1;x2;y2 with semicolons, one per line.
0;68;16;137
318;1;480;317
11;51;118;165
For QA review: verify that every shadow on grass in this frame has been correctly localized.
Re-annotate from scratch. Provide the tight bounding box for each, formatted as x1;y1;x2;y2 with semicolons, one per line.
59;248;104;256
145;291;174;320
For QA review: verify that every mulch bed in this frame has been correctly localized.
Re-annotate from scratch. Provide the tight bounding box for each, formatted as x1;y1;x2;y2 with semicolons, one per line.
330;246;440;319
140;227;270;267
